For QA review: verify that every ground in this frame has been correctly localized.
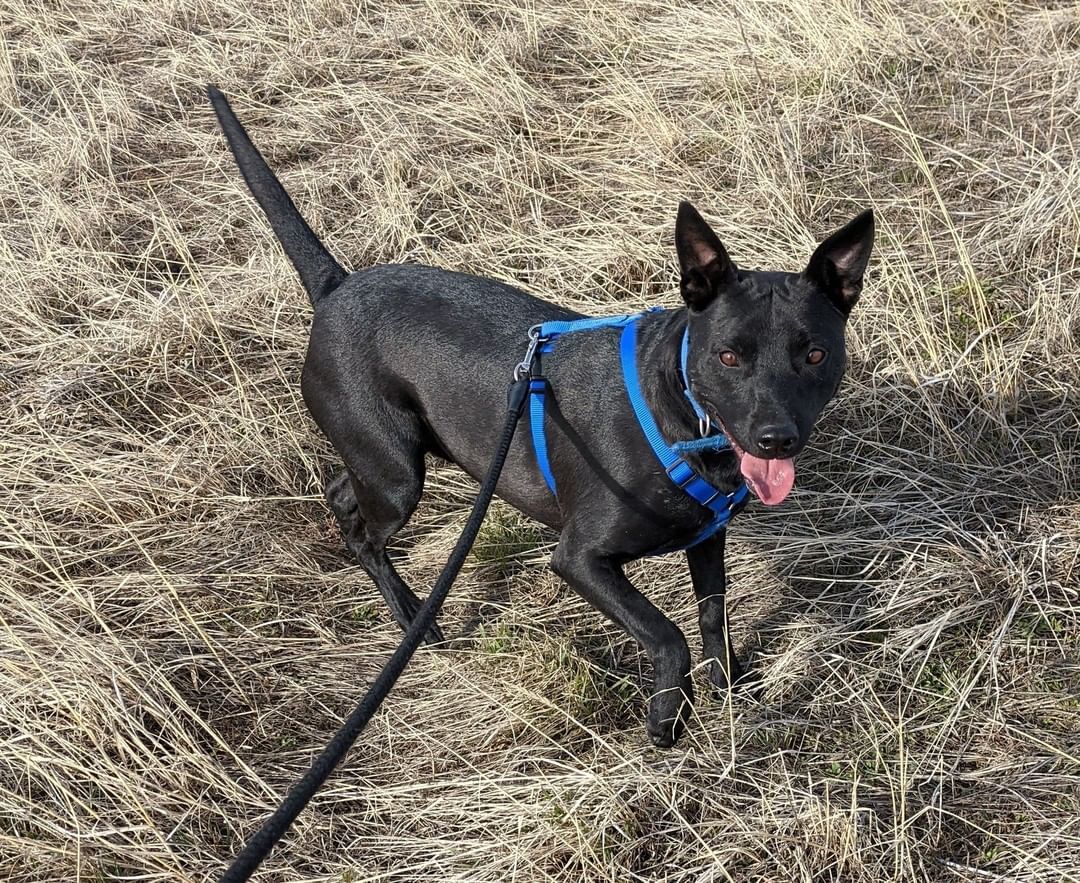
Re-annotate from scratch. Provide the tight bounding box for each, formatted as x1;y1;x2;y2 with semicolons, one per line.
2;1;1079;881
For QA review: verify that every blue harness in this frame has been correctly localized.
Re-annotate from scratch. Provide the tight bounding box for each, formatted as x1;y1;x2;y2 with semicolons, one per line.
526;309;750;552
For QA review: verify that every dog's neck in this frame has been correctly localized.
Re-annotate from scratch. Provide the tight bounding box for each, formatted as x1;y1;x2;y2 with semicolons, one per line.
637;308;744;491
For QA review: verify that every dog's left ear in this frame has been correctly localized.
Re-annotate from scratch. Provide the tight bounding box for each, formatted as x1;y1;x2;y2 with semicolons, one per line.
805;209;875;314
675;201;737;310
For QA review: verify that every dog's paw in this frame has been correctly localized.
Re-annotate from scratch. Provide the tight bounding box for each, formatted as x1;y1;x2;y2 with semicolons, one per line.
731;666;765;702
709;658;764;702
394;613;445;646
646;683;693;747
419;619;445;646
391;593;446;646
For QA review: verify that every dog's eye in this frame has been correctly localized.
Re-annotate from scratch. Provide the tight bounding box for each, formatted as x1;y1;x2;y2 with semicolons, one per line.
719;351;739;368
806;348;826;365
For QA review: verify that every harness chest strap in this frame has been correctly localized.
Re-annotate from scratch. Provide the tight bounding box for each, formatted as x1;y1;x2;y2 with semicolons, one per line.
526;311;749;552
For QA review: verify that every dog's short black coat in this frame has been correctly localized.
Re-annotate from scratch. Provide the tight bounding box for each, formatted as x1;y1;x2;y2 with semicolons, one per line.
209;86;874;747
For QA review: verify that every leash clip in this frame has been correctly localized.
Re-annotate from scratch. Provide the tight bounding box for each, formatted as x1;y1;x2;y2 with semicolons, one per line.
514;325;544;381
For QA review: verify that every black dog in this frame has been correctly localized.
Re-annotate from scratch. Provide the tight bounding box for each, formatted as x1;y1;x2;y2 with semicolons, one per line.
209;87;873;747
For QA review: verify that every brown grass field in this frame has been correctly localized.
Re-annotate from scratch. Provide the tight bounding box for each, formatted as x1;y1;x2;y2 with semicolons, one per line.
3;1;1079;880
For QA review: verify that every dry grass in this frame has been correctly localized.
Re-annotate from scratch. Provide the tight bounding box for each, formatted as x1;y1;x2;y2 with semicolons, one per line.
3;0;1080;880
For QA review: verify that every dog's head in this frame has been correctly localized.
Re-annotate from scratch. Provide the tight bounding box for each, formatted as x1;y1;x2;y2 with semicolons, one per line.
676;201;874;506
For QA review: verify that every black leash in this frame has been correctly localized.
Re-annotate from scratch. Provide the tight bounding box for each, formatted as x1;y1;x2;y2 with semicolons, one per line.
220;376;532;882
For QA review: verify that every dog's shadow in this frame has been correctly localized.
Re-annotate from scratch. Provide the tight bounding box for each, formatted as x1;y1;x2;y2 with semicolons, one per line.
728;364;1079;704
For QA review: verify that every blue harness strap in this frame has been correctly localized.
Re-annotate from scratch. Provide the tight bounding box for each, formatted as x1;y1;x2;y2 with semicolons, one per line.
529;378;557;494
526;309;749;552
537;312;646;340
619;319;749;549
528;312;653;493
679;327;711;428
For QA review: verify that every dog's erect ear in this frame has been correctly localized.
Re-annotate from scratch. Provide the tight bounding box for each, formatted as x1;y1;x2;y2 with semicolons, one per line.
805;209;875;314
675;201;737;310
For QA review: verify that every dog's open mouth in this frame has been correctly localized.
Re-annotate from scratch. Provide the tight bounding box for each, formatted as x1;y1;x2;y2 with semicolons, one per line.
718;421;796;507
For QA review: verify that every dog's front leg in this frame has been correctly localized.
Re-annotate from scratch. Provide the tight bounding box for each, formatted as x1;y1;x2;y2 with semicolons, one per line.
685;530;762;699
551;538;693;747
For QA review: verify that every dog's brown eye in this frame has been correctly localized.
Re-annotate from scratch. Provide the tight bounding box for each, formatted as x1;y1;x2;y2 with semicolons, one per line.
807;348;826;365
719;351;739;368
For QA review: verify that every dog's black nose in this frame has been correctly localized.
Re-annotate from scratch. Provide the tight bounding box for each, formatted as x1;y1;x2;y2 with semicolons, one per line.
755;425;798;456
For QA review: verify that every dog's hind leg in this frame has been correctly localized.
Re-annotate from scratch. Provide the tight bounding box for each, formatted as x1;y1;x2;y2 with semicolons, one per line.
324;433;444;645
325;469;361;530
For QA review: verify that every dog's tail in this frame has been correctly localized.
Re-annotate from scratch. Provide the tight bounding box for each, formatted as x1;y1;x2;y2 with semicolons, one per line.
207;85;346;304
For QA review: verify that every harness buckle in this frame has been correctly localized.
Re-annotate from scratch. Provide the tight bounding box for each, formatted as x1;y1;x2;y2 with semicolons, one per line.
666;459;697;489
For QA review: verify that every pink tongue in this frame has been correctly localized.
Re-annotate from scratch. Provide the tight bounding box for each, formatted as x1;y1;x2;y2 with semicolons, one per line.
739;454;796;506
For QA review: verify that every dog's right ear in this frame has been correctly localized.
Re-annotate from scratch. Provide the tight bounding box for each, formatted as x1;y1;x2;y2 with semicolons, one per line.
675;201;737;310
